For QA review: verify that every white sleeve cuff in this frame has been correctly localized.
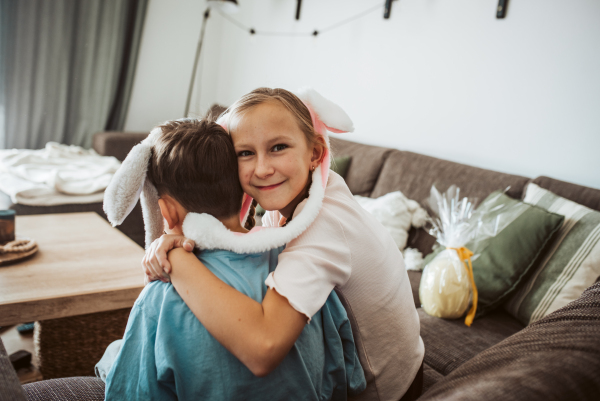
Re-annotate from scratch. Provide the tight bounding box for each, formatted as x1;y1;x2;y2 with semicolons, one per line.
265;272;313;323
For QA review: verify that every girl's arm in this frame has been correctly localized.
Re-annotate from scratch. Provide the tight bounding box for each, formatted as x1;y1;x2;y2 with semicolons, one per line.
167;248;308;377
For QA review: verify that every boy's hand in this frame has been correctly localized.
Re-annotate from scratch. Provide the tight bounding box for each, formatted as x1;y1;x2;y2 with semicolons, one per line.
142;234;195;283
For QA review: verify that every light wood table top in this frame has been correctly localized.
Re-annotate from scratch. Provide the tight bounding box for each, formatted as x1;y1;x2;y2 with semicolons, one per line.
0;212;145;326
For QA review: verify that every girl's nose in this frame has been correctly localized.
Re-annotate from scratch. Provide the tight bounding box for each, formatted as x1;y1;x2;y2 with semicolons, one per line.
254;156;274;179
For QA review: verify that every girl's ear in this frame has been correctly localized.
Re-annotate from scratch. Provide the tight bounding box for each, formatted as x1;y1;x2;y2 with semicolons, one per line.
311;136;327;164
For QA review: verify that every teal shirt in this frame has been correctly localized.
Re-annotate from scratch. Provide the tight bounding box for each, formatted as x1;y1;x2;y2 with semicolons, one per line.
105;247;366;400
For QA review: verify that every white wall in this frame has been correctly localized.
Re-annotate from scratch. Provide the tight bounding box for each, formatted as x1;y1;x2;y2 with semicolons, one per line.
124;0;223;130
128;0;600;190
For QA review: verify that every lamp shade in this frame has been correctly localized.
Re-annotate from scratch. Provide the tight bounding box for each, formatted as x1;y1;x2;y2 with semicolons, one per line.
208;0;238;14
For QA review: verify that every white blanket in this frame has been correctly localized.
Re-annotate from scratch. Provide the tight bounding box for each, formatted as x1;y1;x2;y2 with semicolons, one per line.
354;191;428;271
0;142;121;206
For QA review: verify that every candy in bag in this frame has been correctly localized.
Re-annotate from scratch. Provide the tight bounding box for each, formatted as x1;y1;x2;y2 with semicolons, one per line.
419;248;472;319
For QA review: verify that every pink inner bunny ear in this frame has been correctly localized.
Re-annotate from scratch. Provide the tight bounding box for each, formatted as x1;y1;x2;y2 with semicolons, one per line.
240;194;254;224
302;102;332;189
324;125;348;134
321;148;330;189
303;103;320;133
216;113;229;132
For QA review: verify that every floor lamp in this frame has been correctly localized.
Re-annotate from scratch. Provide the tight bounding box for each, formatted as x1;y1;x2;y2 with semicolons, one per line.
184;0;238;118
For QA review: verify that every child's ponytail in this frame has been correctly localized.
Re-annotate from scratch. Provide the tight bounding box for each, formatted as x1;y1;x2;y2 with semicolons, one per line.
244;199;258;230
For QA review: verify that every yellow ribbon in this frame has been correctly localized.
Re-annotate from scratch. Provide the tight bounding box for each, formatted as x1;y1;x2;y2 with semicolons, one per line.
447;247;477;327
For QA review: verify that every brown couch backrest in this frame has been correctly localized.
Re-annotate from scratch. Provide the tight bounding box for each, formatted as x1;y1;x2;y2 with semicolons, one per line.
330;138;394;197
93;132;149;162
370;150;530;203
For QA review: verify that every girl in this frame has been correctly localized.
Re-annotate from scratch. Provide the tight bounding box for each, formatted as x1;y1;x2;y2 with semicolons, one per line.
144;88;424;401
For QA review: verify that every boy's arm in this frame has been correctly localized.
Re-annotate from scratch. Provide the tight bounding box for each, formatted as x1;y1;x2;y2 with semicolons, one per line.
167;248;307;377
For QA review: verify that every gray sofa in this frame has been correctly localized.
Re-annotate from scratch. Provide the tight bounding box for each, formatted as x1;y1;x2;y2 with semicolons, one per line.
1;134;599;400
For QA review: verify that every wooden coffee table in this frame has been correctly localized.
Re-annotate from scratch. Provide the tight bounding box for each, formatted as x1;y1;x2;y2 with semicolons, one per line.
0;212;145;379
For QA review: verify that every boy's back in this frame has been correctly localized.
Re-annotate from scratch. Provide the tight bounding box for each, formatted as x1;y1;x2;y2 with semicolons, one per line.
105;247;365;400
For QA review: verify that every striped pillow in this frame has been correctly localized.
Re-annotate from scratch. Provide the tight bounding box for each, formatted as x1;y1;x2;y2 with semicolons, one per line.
504;183;600;325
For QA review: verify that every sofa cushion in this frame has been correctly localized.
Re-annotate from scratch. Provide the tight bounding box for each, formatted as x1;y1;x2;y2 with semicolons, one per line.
329;138;394;196
531;176;600;212
406;226;438;258
418;308;523;376
419;281;600;401
331;155;351;179
504;183;600;325
23;377;105;401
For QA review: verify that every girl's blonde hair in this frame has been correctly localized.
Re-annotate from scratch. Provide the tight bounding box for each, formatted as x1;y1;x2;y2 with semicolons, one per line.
223;88;328;230
225;87;328;153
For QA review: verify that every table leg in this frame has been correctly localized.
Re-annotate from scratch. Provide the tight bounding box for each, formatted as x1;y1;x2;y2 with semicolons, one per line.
35;308;131;379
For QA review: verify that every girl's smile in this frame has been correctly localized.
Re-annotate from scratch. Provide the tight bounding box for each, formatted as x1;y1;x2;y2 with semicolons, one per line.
254;181;286;191
230;100;321;218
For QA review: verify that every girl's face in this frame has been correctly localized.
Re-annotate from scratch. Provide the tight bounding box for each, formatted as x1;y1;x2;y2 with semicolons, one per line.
230;101;320;218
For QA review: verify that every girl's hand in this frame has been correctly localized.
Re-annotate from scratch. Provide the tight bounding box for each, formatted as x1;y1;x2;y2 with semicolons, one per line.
142;234;195;283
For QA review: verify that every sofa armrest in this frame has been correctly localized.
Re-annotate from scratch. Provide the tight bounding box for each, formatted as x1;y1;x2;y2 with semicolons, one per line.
92;132;149;161
22;377;105;401
0;338;27;401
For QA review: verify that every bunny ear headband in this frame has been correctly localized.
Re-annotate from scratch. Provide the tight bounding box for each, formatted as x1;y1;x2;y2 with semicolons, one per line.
103;127;164;249
218;87;354;225
104;89;354;251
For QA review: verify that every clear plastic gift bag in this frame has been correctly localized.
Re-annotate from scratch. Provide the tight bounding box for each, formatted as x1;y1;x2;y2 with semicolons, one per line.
418;185;521;326
419;185;478;324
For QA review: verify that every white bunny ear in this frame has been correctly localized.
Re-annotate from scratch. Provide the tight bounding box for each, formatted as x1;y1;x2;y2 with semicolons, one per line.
104;142;152;226
103;126;166;249
104;127;163;240
296;88;354;133
140;178;164;249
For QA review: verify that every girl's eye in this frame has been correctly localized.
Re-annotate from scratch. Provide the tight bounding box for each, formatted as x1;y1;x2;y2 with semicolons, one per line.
238;150;253;157
272;144;287;152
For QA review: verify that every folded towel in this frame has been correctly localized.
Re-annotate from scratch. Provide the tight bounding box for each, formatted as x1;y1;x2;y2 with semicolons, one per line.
0;142;121;206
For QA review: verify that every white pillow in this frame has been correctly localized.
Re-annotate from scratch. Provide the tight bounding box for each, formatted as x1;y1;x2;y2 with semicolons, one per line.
354;191;428;270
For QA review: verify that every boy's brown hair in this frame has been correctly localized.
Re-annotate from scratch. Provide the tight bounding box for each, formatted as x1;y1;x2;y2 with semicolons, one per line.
146;118;243;219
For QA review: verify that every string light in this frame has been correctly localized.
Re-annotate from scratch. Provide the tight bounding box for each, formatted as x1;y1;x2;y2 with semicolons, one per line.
216;2;384;38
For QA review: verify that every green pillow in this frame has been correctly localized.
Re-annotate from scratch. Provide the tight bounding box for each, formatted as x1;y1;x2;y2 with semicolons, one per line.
330;155;351;179
422;192;564;318
255;156;352;217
